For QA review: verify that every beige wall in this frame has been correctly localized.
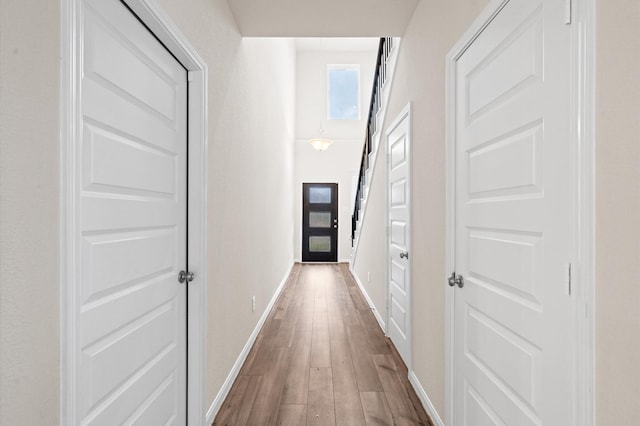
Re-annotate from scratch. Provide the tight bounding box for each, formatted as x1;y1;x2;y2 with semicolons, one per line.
294;139;363;262
295;50;376;261
0;0;62;424
1;0;296;423
595;0;640;423
383;1;489;415
354;0;640;423
351;138;389;321
3;0;640;423
352;0;489;419
126;0;299;409
296;50;376;142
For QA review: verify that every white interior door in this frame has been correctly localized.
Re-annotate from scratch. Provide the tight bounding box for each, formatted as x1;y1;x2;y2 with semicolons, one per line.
387;109;412;367
452;0;574;424
77;0;187;423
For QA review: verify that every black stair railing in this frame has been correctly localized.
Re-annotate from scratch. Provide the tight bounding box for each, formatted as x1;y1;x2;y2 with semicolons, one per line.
352;37;394;246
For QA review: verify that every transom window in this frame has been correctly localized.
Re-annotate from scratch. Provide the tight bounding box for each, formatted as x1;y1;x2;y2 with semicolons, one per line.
327;65;360;120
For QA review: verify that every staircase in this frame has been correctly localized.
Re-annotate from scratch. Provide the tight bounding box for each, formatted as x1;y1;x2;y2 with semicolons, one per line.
351;37;400;255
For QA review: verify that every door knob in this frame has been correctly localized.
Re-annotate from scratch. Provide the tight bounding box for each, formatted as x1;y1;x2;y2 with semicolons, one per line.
178;270;195;283
400;251;409;259
448;272;464;288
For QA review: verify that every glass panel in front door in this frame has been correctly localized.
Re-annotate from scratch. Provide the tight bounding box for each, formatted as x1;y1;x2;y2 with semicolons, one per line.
309;236;331;252
309;187;332;203
309;212;332;228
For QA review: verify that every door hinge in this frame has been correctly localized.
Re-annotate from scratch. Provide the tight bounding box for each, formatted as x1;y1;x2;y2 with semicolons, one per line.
566;263;572;295
187;71;195;82
564;0;572;24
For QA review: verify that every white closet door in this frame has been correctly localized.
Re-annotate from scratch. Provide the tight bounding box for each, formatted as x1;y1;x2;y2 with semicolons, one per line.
387;111;412;367
452;0;574;424
77;0;187;423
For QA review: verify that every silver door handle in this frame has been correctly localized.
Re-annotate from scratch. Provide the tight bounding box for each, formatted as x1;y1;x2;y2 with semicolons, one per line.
448;272;464;288
400;251;409;259
178;270;195;283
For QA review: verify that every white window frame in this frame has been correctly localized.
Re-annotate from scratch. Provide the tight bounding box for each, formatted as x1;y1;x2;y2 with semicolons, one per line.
327;64;361;121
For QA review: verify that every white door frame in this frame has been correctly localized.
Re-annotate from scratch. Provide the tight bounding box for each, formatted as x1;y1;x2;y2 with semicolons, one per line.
60;0;209;424
386;103;412;370
444;0;595;425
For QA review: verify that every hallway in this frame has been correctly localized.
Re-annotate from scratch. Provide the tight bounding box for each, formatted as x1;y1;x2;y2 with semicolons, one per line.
213;263;432;425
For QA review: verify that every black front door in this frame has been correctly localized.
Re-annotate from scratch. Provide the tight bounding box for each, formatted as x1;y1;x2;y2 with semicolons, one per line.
302;183;338;262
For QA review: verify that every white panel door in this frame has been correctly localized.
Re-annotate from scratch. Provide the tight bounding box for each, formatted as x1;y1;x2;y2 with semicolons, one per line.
387;111;411;366
77;0;187;423
452;0;573;425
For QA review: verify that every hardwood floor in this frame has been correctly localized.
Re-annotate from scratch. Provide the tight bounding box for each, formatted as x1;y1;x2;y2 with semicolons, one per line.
213;263;433;426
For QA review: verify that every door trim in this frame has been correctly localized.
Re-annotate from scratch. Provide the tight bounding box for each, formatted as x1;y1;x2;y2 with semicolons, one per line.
444;0;595;424
60;1;209;424
386;103;412;370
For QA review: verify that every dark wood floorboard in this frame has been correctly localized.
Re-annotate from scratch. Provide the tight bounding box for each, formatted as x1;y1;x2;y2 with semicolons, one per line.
213;263;433;426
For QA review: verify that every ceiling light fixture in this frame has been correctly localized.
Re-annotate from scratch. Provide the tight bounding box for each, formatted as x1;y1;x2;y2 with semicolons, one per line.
309;138;333;151
309;129;333;151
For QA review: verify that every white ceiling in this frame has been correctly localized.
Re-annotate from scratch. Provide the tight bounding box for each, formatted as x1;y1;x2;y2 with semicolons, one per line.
226;0;420;37
295;38;379;52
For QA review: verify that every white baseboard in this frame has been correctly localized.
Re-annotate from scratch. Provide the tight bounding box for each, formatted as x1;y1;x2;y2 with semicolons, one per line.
409;370;444;426
349;264;386;332
205;264;293;424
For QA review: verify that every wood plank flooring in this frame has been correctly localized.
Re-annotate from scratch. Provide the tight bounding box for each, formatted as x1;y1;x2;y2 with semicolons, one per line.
213;263;433;426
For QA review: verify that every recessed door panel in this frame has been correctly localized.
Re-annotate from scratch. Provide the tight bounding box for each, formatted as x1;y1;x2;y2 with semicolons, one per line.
81;228;176;302
467;14;543;120
84;128;177;195
390;179;407;207
86;20;178;121
390;296;407;339
390;260;406;292
390;136;407;169
467;123;543;198
468;230;542;305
